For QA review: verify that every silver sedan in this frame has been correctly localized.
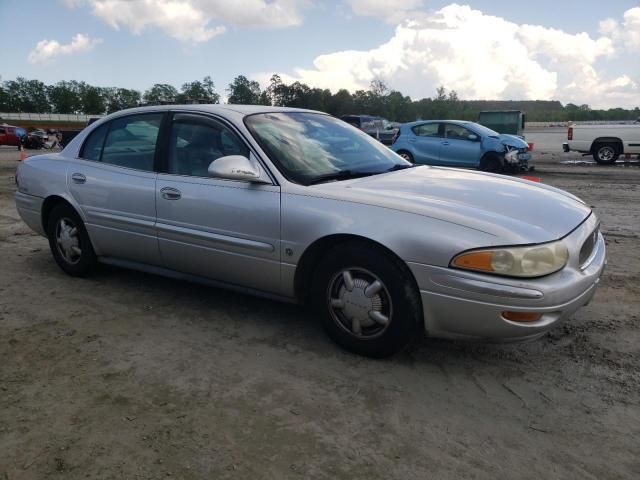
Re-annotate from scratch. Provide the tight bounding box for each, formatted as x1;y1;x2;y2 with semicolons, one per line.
15;105;606;357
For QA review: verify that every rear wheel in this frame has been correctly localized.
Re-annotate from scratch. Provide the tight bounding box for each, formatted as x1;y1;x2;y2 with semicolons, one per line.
592;143;619;165
47;204;97;276
311;241;422;357
397;150;414;163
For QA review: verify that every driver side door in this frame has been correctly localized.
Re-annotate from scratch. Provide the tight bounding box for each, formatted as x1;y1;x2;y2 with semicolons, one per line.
155;113;282;295
439;123;482;167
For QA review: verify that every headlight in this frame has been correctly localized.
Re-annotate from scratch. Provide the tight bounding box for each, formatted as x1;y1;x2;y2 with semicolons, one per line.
451;240;569;278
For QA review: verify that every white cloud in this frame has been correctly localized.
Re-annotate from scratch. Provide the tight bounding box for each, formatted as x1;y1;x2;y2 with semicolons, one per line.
261;4;639;108
600;7;640;51
346;0;425;23
66;0;311;43
27;33;102;64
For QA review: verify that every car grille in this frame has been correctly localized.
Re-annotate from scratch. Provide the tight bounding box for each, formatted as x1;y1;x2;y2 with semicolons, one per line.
579;227;599;267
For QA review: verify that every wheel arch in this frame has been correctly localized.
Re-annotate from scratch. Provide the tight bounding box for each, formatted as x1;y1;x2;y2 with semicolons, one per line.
293;233;421;307
591;137;623;153
479;150;503;169
41;195;81;236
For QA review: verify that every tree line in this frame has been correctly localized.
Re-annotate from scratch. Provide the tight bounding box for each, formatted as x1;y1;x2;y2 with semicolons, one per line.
1;74;638;123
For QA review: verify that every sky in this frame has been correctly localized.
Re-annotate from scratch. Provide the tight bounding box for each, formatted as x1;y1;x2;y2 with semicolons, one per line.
0;0;639;108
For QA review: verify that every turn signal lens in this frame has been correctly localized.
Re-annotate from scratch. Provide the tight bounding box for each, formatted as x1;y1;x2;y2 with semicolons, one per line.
451;241;568;278
502;311;542;322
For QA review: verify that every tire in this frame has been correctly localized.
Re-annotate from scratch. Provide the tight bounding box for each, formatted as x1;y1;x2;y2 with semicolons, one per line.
46;203;97;276
310;241;422;358
480;153;503;173
397;150;414;163
592;143;619;165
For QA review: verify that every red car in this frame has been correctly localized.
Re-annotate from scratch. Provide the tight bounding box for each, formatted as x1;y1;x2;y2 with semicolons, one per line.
0;124;26;148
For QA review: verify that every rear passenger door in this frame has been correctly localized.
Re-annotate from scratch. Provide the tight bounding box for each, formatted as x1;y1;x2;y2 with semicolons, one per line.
155;113;281;294
411;122;443;164
67;112;164;265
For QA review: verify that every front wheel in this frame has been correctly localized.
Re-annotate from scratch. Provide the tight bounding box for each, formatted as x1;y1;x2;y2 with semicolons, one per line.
311;242;422;357
592;143;619;165
47;203;97;276
397;150;414;163
480;153;503;173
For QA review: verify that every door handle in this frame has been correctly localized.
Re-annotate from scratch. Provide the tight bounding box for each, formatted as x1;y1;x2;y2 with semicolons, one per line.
408;138;416;143
441;141;450;146
71;173;86;184
160;187;182;200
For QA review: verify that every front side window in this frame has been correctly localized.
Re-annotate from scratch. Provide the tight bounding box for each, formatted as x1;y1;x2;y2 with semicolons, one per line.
245;112;408;185
445;124;474;141
412;123;440;137
168;119;248;177
101;113;163;171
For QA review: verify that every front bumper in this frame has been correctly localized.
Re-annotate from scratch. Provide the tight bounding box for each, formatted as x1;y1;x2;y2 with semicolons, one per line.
408;214;606;341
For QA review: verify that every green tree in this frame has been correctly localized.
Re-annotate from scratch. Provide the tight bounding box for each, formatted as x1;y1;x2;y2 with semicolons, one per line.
227;75;262;104
179;76;219;103
79;83;105;114
143;83;179;103
3;77;50;112
48;81;82;113
103;87;141;113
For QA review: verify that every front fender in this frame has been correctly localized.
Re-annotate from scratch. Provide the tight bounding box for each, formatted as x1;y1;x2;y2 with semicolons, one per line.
279;192;496;297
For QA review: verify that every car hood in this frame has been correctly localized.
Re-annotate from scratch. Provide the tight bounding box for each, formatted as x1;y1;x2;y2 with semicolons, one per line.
498;134;528;148
310;166;591;245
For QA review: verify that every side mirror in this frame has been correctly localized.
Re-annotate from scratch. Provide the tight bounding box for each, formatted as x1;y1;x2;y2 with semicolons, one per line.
208;154;270;183
468;134;479;141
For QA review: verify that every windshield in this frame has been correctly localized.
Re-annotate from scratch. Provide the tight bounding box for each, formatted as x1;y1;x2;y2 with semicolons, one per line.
245;112;409;185
469;122;500;138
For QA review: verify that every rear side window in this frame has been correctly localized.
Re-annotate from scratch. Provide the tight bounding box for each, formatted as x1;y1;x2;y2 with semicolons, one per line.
81;123;109;161
412;123;440;137
101;113;163;171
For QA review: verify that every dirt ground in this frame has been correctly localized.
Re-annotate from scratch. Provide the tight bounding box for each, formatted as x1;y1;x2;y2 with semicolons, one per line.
1;140;639;479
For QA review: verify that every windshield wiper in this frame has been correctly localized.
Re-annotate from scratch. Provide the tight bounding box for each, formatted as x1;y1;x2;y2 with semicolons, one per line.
306;169;379;185
386;163;416;172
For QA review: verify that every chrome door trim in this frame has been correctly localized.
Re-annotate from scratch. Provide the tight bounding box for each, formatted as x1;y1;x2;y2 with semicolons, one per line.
155;222;275;253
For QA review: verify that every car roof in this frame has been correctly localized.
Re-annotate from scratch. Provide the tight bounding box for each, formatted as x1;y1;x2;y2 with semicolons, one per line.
403;119;473;128
111;104;322;118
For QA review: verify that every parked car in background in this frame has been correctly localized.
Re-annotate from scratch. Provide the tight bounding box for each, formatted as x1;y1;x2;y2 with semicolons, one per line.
29;129;49;142
563;123;640;164
391;120;531;172
478;110;526;138
0;124;26;148
340;114;398;145
15;105;604;357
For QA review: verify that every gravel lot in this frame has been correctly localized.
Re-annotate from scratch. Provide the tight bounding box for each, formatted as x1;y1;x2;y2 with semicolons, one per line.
1;136;639;479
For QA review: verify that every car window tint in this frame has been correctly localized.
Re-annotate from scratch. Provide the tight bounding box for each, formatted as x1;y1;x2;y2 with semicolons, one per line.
168;120;248;177
445;124;473;140
81;122;109;161
101;113;163;171
412;123;439;137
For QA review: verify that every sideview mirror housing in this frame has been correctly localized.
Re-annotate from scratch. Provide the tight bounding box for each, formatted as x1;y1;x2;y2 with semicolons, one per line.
468;134;479;141
208;154;270;183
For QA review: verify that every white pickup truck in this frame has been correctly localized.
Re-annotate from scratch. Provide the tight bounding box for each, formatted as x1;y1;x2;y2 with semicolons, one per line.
563;123;640;164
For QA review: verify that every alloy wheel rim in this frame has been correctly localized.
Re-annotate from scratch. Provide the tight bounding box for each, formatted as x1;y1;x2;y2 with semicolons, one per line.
55;217;82;265
327;267;393;339
599;147;614;161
